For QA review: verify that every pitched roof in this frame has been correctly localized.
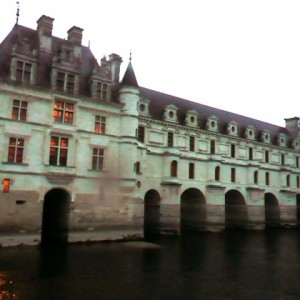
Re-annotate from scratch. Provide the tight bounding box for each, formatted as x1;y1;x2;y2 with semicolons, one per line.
0;24;99;96
121;62;138;87
140;86;289;143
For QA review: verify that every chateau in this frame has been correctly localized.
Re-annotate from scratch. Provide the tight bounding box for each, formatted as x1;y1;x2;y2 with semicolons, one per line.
1;15;300;243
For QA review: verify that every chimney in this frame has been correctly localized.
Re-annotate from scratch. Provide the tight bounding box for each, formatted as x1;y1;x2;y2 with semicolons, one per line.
108;53;122;83
37;15;54;36
37;15;54;53
67;26;83;46
285;117;300;135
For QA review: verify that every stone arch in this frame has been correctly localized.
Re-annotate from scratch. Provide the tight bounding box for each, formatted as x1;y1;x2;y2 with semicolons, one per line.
180;188;206;231
264;192;280;227
41;188;71;245
144;189;161;234
225;190;247;229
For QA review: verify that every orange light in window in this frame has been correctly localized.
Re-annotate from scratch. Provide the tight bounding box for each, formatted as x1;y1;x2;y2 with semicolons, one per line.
3;179;10;193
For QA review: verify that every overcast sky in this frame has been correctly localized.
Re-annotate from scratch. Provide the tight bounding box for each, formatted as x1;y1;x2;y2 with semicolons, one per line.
1;0;300;127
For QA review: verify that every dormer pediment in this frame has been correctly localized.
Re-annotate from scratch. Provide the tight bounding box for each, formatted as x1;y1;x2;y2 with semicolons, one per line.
185;110;198;127
163;104;178;123
278;133;287;147
245;125;256;140
227;120;238;136
139;97;151;117
292;138;300;150
206;115;219;132
261;129;271;144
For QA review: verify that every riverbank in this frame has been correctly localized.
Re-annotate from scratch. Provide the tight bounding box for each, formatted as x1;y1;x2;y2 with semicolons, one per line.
0;229;143;247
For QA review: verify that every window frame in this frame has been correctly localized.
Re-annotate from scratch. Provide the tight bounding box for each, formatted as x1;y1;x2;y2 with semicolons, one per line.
12;100;28;121
53;100;74;124
96;81;108;100
167;132;174;147
137;126;145;143
95;115;106;134
92;148;104;171
189;162;195;179
16;60;32;83
49;136;69;166
7;137;24;163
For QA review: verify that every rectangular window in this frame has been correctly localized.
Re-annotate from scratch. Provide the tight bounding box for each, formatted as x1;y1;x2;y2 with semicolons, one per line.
8;137;24;163
249;148;253;160
266;172;270;186
167;132;174;147
265;151;269;163
3;179;10;193
49;136;68;166
297;176;300;188
92;148;104;171
231;168;236;182
95;116;106;134
12;100;27;121
16;61;31;83
297;157;299;168
56;72;76;93
137;126;145;143
231;144;235;158
281;154;285;166
96;82;108;100
210;140;215;154
53;100;74;124
190;136;195;152
135;161;141;174
287;175;290;187
66;74;75;93
189;163;195;179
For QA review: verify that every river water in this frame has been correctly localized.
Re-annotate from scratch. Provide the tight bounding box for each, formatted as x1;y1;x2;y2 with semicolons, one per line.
1;229;300;299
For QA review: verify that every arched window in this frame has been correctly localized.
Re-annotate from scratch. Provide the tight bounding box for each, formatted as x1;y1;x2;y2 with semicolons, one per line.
215;166;220;181
171;160;177;177
254;171;258;184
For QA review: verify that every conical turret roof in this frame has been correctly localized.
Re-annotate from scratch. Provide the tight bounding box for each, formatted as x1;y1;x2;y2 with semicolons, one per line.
121;61;138;87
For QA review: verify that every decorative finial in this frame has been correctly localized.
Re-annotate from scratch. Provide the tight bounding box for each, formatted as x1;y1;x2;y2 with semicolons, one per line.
16;1;20;24
129;50;132;62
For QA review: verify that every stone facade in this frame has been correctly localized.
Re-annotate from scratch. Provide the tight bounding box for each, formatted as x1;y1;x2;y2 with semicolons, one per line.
0;16;300;241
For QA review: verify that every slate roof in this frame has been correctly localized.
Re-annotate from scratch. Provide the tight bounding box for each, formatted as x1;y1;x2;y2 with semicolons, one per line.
139;87;290;145
0;24;98;96
121;62;138;87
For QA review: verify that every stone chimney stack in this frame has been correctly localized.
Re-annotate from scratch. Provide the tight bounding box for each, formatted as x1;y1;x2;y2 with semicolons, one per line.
37;15;54;36
285;117;300;135
108;53;122;83
37;15;54;52
67;26;83;46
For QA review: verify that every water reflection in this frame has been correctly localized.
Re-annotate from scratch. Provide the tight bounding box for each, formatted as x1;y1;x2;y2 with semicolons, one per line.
1;230;300;299
0;273;18;299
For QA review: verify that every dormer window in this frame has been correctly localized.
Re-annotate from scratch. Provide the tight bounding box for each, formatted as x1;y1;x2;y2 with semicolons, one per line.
206;115;219;132
138;98;150;116
293;139;300;150
261;130;271;144
278;133;287;147
56;71;76;94
96;82;108;100
16;61;31;83
185;110;198;127
245;125;255;140
163;104;178;123
227;121;238;136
